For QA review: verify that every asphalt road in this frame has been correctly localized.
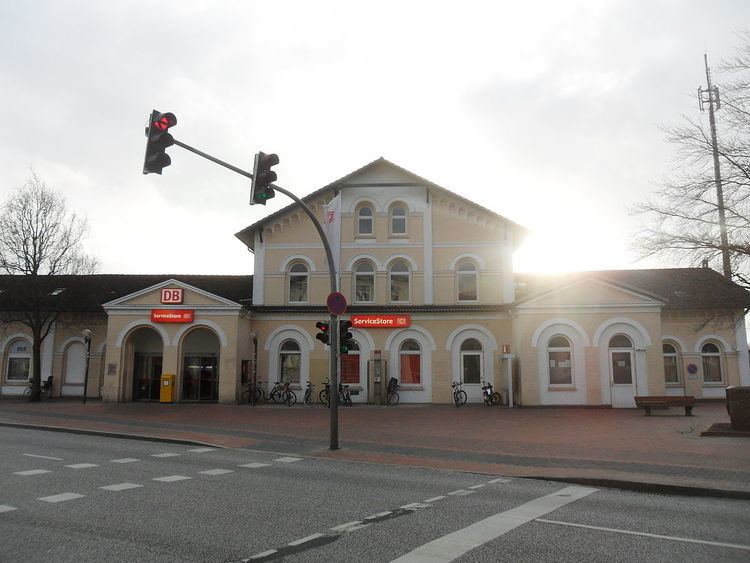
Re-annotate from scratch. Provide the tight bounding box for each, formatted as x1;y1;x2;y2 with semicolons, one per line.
1;427;749;562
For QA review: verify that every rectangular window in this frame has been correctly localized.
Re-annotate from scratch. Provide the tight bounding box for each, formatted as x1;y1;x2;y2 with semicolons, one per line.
289;278;307;302
458;274;477;301
390;275;409;302
341;355;359;384
355;276;374;302
611;352;632;384
7;357;30;381
664;356;679;384
400;355;420;384
702;356;722;383
280;354;300;383
462;354;481;384
548;351;572;385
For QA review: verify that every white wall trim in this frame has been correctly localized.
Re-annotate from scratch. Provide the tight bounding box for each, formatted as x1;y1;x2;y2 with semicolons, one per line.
531;318;591;348
447;326;498;403
424;195;434;305
447;252;487;272
114;320;170;348
265;327;312;388
278;254;318;273
348;196;380;213
57;336;86;353
384;325;437;352
345;253;383;272
386;327;433;403
0;333;32;353
736;317;750;385
661;335;688;353
445;324;498;352
596;320;651;404
593;317;652;348
253;232;265;306
383;253;419;272
171;320;229;348
694;333;733;353
534;322;588;405
263;324;316;351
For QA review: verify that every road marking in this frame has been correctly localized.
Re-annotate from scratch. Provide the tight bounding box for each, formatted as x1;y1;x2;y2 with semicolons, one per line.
65;463;99;469
38;492;85;503
447;489;474;496
330;520;362;532
14;469;51;476
469;484;486;489
488;477;511;484
0;505;17;513
110;458;140;464
366;511;393;520
423;496;446;503
274;456;302;463
536;519;750;552
238;463;271;469
199;469;234;476
23;453;62;460
391;485;597;562
188;447;216;453
100;483;143;492
248;549;277;559
153;475;191;482
401;502;431;510
288;533;325;546
151;453;180;458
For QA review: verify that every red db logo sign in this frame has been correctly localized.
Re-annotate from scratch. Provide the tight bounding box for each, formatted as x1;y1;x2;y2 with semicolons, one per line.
161;288;184;304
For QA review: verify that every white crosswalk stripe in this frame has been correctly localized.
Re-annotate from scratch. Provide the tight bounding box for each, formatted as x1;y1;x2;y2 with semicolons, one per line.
37;493;85;503
99;483;143;492
14;469;51;476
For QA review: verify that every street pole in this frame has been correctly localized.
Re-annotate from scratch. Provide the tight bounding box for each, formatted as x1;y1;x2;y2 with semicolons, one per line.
171;138;341;449
82;329;92;404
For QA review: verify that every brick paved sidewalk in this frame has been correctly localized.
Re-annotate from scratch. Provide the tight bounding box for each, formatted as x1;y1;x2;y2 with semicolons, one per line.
1;399;748;496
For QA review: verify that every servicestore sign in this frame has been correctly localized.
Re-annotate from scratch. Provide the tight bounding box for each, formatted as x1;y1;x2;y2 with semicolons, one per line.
351;315;411;328
151;309;194;323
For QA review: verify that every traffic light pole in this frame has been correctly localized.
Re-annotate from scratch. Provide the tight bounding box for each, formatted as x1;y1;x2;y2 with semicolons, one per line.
171;137;341;450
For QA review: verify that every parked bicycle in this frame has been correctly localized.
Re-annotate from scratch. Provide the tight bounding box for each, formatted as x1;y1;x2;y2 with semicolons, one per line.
269;380;286;404
481;381;502;406
386;376;400;406
303;382;317;407
451;381;467;407
338;383;353;406
23;376;53;400
240;379;267;404
280;381;297;407
319;377;331;408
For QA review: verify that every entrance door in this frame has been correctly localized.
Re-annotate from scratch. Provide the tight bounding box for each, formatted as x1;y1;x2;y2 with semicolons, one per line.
609;350;636;408
460;338;483;403
133;354;163;401
182;356;219;401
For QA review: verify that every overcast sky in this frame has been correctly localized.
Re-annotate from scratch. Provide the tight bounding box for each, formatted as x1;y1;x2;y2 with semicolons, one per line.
0;0;747;275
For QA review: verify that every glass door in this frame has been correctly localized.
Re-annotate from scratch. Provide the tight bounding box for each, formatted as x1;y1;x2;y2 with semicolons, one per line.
133;354;162;401
609;350;636;408
182;356;218;401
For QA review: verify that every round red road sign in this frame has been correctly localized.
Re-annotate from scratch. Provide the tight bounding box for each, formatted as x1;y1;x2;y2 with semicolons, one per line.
326;291;348;315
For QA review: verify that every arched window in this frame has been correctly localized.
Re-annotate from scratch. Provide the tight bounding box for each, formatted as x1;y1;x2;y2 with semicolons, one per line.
609;334;633;385
389;260;410;302
457;260;478;301
357;205;374;236
548;335;572;385
609;334;633;348
399;339;421;384
460;338;483;384
390;204;407;236
354;261;375;303
341;340;360;384
279;339;301;383
701;342;723;383
288;262;308;303
663;342;680;384
5;338;31;381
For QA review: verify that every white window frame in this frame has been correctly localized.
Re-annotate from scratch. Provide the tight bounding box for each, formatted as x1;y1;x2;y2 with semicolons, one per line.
700;342;724;385
460;338;483;385
662;341;681;386
5;338;32;382
279;339;301;384
388;260;410;303
357;205;374;237
288;262;309;303
547;335;573;386
399;339;421;385
389;204;407;236
457;260;478;302
354;261;375;303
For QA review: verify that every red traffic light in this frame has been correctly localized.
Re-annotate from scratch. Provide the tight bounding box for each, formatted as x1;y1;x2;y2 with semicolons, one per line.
152;113;176;131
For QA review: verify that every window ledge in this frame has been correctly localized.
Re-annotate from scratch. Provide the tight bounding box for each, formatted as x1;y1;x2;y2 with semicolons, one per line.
547;386;577;392
702;382;726;387
665;383;683;388
400;384;424;391
388;236;410;241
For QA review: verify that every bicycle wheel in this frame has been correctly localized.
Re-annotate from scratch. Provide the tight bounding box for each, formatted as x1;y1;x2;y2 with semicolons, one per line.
456;389;467;406
387;391;399;406
253;387;263;403
491;392;502;405
240;388;251;404
23;386;32;399
304;391;315;408
319;389;330;407
271;388;284;404
286;390;297;407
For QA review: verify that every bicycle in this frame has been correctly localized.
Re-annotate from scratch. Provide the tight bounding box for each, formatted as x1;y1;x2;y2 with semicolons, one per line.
386;377;400;406
240;379;267;404
23;376;53;400
303;382;316;407
269;381;286;404
338;383;353;407
319;378;331;408
481;381;502;406
280;381;297;407
451;381;467;407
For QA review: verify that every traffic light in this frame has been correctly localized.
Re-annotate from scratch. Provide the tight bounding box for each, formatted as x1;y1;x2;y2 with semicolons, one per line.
250;151;279;205
315;321;330;345
143;110;177;175
339;319;354;354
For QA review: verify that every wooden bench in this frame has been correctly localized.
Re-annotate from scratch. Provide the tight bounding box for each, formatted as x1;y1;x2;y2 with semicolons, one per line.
634;396;696;416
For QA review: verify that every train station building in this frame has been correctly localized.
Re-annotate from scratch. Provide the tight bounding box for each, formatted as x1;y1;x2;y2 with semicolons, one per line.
2;158;749;406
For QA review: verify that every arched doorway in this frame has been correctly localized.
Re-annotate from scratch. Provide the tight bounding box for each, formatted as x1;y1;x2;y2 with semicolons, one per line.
609;333;635;408
128;327;164;401
181;328;220;402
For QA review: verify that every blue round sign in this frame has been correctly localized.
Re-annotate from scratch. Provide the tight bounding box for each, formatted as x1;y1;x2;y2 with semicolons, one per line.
326;292;347;315
687;363;698;375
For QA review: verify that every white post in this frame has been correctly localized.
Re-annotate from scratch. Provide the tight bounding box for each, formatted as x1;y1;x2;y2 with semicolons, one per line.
503;353;513;407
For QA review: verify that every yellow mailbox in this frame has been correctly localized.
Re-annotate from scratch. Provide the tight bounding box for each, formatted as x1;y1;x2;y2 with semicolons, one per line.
160;374;175;403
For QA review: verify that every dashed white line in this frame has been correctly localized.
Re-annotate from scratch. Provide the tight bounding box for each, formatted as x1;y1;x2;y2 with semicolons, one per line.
366;511;393;520
110;458;140;464
469;484;486;489
151;453;180;458
248;549;277;559
0;505;17;513
274;456;302;463
423;496;446;503
14;469;51;476
65;463;99;469
330;520;363;532
447;489;474;496
199;469;234;476
238;463;271;469
153;475;191;482
38;492;85;503
99;483;143;492
288;533;324;546
188;447;216;453
488;477;511;484
536;519;750;551
23;453;62;460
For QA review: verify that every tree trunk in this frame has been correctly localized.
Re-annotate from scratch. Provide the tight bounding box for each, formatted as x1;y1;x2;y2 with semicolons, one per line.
30;325;42;402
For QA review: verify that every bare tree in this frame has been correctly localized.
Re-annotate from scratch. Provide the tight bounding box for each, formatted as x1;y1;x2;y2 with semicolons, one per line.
633;31;750;285
0;170;97;401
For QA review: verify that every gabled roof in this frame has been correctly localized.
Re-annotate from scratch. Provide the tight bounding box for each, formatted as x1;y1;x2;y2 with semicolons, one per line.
0;275;253;313
514;268;750;310
235;157;529;249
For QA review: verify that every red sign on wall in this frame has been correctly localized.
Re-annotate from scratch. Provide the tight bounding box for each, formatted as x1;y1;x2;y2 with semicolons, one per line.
151;309;194;323
351;315;411;328
161;288;184;304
